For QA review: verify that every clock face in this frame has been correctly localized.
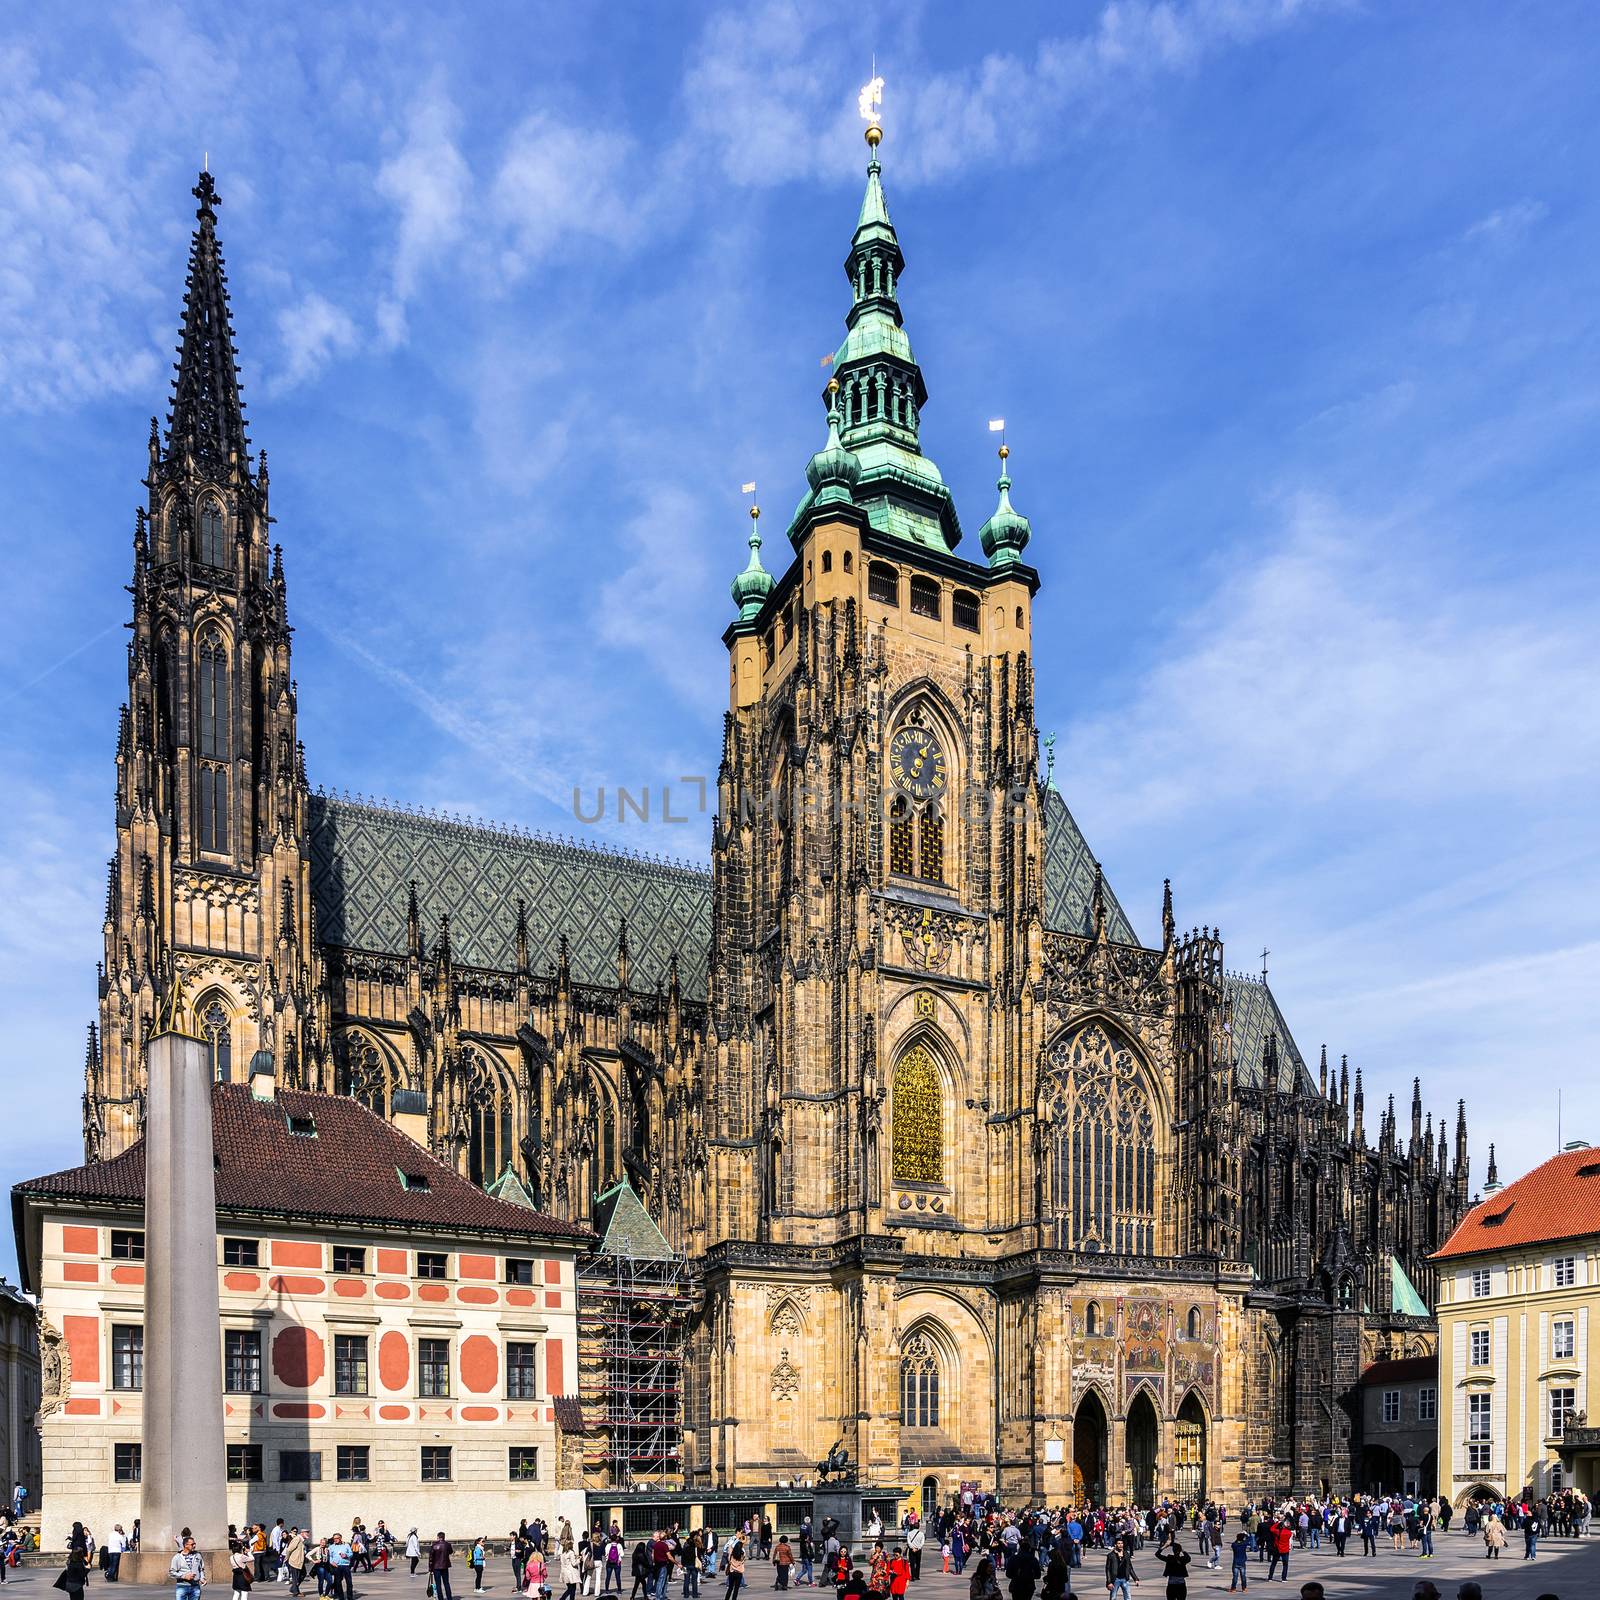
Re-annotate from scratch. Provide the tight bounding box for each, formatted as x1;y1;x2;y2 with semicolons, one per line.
888;725;948;800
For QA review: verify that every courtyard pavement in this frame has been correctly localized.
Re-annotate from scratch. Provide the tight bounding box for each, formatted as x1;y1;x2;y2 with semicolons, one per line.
7;1535;1597;1600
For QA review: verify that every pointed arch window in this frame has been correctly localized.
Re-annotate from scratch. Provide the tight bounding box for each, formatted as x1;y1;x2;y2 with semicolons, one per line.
196;497;227;568
917;805;944;882
197;633;229;757
891;1041;944;1185
334;1033;389;1116
199;994;232;1083
460;1051;514;1190
198;764;229;853
900;1331;940;1429
1042;1021;1158;1254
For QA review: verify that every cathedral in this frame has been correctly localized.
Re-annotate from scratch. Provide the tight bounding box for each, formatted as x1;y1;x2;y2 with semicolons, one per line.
84;131;1470;1505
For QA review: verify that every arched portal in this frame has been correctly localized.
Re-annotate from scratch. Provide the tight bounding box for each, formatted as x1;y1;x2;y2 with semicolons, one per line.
1359;1444;1405;1495
921;1475;939;1521
1125;1389;1159;1505
1072;1391;1108;1505
1174;1391;1207;1500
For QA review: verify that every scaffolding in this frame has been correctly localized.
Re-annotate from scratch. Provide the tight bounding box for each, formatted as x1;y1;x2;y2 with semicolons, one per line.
577;1180;689;1489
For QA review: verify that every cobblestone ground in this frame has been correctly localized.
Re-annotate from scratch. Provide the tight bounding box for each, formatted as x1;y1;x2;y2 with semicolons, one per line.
6;1539;1597;1600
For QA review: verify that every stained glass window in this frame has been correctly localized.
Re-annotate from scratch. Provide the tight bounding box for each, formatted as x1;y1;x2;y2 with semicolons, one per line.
891;1043;943;1183
1042;1021;1157;1253
900;1332;940;1428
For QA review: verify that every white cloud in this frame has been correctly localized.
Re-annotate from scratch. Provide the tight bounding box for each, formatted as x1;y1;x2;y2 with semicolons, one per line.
490;114;636;275
374;90;471;344
273;290;357;390
1463;198;1549;245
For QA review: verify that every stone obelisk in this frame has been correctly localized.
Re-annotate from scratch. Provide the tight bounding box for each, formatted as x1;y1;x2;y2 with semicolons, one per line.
131;1017;228;1577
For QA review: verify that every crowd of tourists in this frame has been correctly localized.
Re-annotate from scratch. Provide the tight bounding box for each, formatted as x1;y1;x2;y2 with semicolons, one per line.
36;1484;1597;1600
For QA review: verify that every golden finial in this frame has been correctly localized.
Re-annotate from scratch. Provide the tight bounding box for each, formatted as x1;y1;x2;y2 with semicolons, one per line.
154;970;197;1038
999;443;1010;461
859;73;884;149
827;376;841;395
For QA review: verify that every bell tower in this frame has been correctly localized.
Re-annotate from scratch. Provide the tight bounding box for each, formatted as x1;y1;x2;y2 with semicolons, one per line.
88;172;325;1159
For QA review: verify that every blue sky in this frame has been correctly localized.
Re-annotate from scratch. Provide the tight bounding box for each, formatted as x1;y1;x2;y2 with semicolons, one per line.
3;1;1598;1279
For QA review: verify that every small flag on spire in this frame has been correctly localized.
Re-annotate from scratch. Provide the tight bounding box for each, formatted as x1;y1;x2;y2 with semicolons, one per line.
740;482;757;495
819;352;834;368
988;418;1006;432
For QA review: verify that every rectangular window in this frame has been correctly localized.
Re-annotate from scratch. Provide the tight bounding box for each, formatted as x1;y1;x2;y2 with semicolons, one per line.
868;563;898;606
1553;1317;1576;1361
278;1450;321;1483
1468;1392;1493;1441
331;1245;365;1275
334;1334;369;1397
227;1444;263;1483
505;1258;535;1285
421;1445;452;1483
1418;1387;1437;1422
509;1447;539;1481
113;1443;142;1484
1551;1386;1577;1439
1467;1442;1492;1472
419;1337;451;1397
1553;1256;1577;1288
1470;1328;1491;1368
110;1229;145;1261
909;576;941;620
111;1324;144;1391
506;1342;540;1400
1470;1267;1492;1297
224;1329;262;1394
1381;1389;1401;1424
952;589;980;632
222;1237;259;1267
416;1251;448;1280
336;1445;370;1483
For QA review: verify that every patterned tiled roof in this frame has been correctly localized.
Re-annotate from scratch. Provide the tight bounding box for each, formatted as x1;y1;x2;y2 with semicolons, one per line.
1224;971;1316;1093
1433;1147;1600;1260
13;1084;589;1241
1041;787;1139;944
590;1179;676;1261
309;793;712;993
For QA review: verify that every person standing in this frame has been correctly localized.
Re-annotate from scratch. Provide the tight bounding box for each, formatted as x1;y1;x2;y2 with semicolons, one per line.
471;1540;488;1593
105;1525;127;1583
10;1487;24;1524
431;1534;456;1600
1227;1530;1249;1592
1104;1538;1138;1600
406;1535;422;1579
604;1537;623;1595
1266;1523;1291;1585
724;1544;745;1600
171;1537;207;1600
326;1534;354;1600
774;1539;793;1592
284;1530;307;1598
904;1524;923;1586
1157;1538;1189;1600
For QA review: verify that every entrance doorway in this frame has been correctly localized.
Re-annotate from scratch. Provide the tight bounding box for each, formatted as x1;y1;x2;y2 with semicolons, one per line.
921;1476;939;1520
1174;1392;1207;1500
1126;1389;1159;1505
1072;1392;1108;1505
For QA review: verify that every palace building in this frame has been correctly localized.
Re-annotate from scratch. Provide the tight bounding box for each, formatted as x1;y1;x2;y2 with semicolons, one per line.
74;133;1469;1506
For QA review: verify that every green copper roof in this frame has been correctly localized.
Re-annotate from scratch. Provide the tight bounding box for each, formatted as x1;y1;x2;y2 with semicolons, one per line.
590;1178;676;1260
854;157;896;245
979;464;1033;567
730;508;775;619
308;793;711;992
487;1164;536;1209
1391;1255;1431;1317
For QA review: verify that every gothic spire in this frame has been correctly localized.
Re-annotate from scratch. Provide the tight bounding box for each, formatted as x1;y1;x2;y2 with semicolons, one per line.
1485;1142;1500;1191
1161;878;1175;950
164;170;252;478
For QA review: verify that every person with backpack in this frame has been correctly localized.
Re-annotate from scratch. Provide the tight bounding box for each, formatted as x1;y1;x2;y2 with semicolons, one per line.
1227;1530;1249;1592
470;1539;488;1593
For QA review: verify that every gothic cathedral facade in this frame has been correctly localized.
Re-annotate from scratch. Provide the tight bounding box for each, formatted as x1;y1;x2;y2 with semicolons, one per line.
85;150;1469;1504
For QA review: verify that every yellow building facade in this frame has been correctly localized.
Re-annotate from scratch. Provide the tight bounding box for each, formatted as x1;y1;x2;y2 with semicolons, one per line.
1434;1146;1600;1503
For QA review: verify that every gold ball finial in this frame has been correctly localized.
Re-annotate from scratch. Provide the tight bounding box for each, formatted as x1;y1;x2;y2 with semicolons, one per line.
998;443;1010;461
749;504;761;521
827;376;840;395
865;122;882;149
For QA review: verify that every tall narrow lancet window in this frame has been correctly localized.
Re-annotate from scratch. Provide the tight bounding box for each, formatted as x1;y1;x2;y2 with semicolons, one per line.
200;994;231;1083
196;630;230;853
888;796;915;876
1042;1021;1158;1254
198;765;229;853
899;1331;940;1428
891;1042;944;1184
917;806;944;882
197;497;227;568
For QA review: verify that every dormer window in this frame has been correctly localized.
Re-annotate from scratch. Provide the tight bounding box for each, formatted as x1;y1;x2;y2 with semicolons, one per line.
399;1170;431;1192
287;1113;317;1137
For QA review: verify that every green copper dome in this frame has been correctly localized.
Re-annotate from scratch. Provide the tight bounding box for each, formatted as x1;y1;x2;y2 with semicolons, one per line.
978;454;1032;568
804;390;860;509
730;507;774;621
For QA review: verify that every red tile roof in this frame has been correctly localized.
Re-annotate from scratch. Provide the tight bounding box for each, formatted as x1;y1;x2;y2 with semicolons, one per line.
1433;1146;1600;1260
13;1085;589;1243
1360;1355;1436;1387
